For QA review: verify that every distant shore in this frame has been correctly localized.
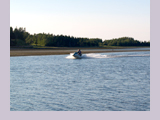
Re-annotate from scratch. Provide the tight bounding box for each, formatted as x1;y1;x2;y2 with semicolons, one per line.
10;47;150;57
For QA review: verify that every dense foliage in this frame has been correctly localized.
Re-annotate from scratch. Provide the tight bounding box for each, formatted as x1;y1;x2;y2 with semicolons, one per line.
10;27;30;46
10;27;150;47
103;37;150;46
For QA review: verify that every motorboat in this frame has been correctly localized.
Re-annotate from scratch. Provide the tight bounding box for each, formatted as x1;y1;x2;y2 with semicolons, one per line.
72;52;82;59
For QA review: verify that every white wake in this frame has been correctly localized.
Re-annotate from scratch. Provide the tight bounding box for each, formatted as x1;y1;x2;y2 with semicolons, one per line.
66;53;150;59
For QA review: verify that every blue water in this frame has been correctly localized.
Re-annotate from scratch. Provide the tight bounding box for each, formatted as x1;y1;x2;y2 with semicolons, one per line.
10;51;150;111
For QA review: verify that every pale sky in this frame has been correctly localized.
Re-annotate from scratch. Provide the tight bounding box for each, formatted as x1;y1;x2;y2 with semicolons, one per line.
10;0;150;41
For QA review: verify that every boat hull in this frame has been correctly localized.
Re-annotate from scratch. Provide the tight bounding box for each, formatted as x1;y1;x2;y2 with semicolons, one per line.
72;52;82;59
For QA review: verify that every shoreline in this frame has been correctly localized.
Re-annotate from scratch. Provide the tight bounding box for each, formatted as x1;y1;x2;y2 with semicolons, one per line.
10;47;150;57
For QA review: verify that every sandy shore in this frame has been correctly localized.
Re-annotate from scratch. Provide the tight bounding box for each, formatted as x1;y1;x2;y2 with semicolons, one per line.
10;47;150;57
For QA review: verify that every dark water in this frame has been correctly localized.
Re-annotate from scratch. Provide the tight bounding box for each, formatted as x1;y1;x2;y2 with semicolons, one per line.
10;51;150;111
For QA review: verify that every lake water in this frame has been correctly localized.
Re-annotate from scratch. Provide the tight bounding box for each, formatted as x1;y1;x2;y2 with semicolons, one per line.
10;51;150;111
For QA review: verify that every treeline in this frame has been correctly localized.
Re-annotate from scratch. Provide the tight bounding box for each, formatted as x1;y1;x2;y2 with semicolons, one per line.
10;27;30;46
103;37;150;46
10;27;150;47
10;27;102;47
25;34;102;47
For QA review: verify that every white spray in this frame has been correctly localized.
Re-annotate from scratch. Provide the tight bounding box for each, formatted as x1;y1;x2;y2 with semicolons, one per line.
66;53;150;59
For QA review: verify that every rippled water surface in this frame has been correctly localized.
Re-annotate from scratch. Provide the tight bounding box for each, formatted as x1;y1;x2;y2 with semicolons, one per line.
10;51;150;111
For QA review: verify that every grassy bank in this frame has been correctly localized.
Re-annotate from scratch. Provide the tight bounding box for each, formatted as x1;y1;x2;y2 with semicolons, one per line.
10;45;149;50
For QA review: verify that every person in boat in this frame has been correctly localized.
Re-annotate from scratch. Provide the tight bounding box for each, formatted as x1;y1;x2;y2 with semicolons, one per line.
77;49;82;56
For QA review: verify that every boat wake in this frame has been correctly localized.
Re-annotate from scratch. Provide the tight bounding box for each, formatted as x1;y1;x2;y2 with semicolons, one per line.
66;53;150;59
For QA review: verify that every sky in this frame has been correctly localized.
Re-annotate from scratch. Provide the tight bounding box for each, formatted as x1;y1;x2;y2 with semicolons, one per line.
10;0;150;41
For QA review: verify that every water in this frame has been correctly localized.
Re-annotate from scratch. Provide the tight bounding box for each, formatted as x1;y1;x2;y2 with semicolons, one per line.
10;51;150;111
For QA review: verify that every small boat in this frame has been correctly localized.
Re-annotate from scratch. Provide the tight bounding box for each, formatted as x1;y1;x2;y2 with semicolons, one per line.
72;52;82;59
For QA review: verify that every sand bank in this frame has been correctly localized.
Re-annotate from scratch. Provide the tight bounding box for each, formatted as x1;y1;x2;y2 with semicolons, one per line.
10;47;150;57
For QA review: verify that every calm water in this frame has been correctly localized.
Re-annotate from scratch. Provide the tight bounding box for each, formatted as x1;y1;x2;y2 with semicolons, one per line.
10;51;150;111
